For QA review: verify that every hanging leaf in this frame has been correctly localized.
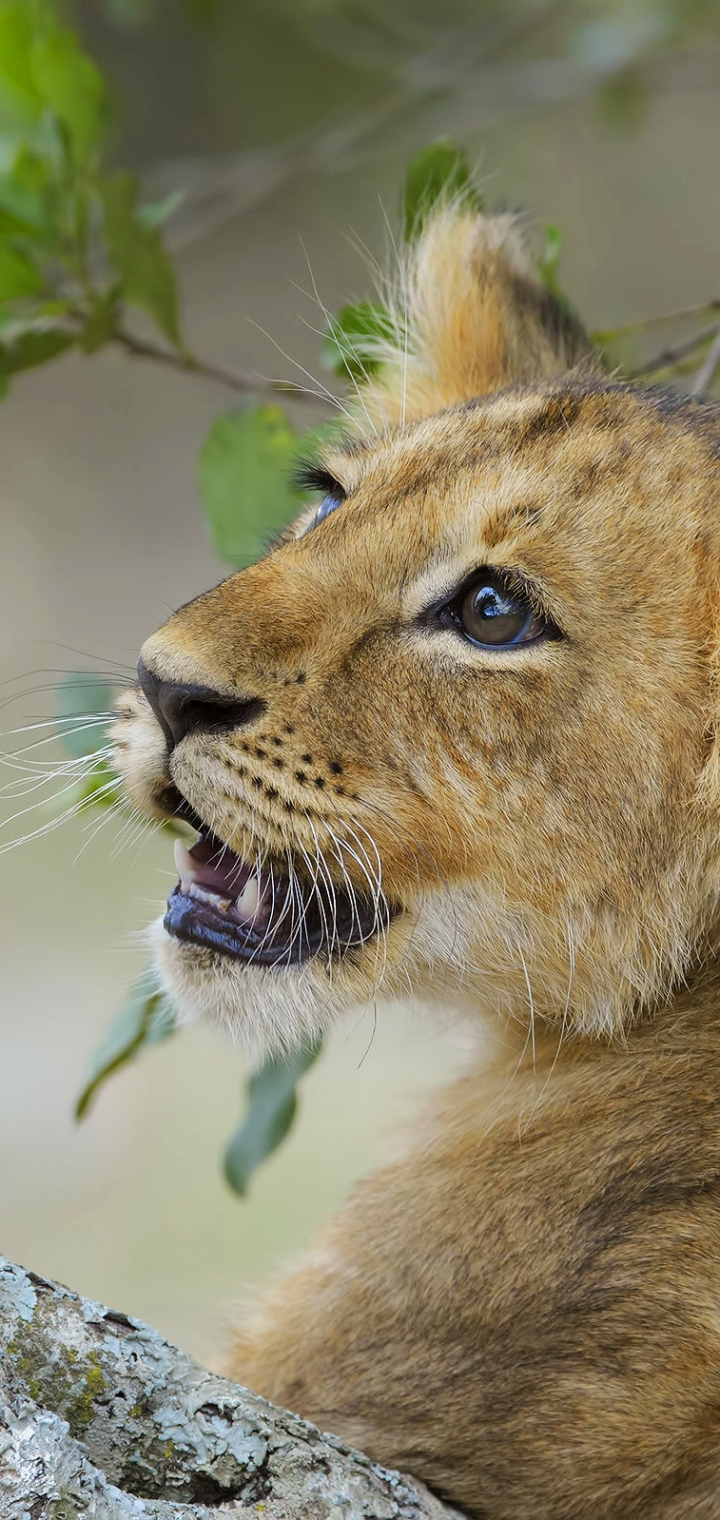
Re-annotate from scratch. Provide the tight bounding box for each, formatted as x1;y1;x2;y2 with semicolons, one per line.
0;325;74;379
224;1038;323;1196
102;172;181;346
402;139;481;242
198;403;302;566
322;301;396;382
75;973;177;1120
31;30;106;158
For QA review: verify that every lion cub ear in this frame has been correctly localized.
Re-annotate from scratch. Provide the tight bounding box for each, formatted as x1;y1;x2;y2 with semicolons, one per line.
353;208;594;433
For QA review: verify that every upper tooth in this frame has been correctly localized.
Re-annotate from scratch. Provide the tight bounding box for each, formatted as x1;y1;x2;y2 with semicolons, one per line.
174;838;197;886
236;875;261;921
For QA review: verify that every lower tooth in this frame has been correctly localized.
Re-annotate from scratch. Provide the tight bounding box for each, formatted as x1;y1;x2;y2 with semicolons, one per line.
188;882;231;911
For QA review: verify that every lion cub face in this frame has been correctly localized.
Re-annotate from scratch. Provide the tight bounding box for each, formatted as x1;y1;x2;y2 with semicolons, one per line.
115;363;720;1055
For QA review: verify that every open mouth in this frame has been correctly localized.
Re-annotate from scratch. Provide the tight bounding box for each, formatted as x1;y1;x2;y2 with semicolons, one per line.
165;827;393;967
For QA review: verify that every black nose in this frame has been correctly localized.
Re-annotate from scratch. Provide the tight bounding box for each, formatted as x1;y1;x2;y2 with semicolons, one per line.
137;658;266;751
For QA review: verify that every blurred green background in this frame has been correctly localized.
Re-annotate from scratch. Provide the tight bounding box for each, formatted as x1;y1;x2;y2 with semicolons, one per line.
2;0;720;1363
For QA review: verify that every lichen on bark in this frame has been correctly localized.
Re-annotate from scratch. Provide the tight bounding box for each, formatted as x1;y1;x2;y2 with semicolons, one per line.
0;1256;457;1519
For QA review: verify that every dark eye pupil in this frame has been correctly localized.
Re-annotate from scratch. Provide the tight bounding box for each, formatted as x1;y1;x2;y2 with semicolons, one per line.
461;582;530;646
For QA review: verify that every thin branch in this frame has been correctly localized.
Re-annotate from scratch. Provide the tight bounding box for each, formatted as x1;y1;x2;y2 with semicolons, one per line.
623;324;720;381
112;328;328;407
592;300;720;345
149;42;720;257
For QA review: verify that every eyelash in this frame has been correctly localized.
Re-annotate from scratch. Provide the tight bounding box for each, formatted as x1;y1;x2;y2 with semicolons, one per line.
293;464;345;498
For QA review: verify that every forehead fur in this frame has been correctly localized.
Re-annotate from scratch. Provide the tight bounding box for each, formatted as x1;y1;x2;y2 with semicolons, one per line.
321;379;720;565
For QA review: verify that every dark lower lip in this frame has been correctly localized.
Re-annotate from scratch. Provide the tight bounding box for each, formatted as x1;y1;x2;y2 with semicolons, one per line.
164;885;394;967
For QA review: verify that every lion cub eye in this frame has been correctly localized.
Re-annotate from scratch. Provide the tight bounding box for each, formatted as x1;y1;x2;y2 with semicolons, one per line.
452;573;550;649
312;493;343;529
294;465;346;535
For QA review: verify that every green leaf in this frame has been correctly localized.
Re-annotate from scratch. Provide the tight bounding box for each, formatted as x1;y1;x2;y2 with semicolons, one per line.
31;30;106;158
198;403;302;566
102;172;181;346
322;300;396;382
596;67;648;128
0;241;41;300
224;1038;323;1196
136;189;184;228
0;170;48;233
293;417;345;466
402;139;481;242
538;223;563;295
0;324;74;374
11;146;50;197
75;973;177;1120
56;672;113;757
79;293;118;353
0;4;42;123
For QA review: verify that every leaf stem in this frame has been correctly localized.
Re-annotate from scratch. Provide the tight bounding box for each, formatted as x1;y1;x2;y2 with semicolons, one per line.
112;328;325;406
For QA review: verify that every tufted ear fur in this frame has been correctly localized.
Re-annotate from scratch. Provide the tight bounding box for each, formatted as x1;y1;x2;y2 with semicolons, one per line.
352;208;595;434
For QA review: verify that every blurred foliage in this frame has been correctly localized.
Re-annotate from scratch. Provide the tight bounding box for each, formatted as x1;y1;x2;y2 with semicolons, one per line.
75;972;176;1119
2;1;717;1190
65;0;720;179
403;139;480;241
198;405;304;565
224;1038;323;1197
0;0;184;399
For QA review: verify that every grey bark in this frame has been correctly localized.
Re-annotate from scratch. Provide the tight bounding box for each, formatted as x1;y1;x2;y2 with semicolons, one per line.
0;1256;456;1520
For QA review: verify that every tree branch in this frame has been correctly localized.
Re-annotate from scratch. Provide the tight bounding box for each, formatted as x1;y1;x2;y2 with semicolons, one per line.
623;324;720;381
112;329;325;407
0;1256;458;1519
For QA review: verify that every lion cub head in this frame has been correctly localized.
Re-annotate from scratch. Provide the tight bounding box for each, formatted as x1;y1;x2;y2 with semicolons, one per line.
114;207;720;1056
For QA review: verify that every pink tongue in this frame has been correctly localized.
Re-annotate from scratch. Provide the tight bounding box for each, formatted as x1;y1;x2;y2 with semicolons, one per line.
189;833;251;897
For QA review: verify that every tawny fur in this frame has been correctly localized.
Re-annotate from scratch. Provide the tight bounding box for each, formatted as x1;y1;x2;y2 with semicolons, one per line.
114;208;720;1518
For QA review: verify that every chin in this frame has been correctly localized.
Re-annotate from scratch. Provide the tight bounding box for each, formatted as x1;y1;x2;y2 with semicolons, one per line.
147;879;484;1059
148;914;404;1058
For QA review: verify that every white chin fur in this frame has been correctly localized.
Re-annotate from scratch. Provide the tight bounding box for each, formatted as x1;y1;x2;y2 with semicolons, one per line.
147;918;336;1059
146;895;471;1059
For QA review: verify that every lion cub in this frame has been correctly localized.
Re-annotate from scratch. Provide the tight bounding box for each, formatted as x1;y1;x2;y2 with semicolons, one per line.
115;205;720;1518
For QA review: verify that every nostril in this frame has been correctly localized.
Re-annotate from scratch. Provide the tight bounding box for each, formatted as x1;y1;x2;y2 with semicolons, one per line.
137;658;172;748
137;658;266;751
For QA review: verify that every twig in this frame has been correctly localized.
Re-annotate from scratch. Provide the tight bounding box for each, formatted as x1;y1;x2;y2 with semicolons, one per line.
689;325;720;396
150;44;720;257
112;328;327;406
592;300;720;345
624;324;719;380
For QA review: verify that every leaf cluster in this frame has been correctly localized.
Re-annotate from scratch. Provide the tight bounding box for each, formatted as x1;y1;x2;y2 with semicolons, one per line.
0;0;181;396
